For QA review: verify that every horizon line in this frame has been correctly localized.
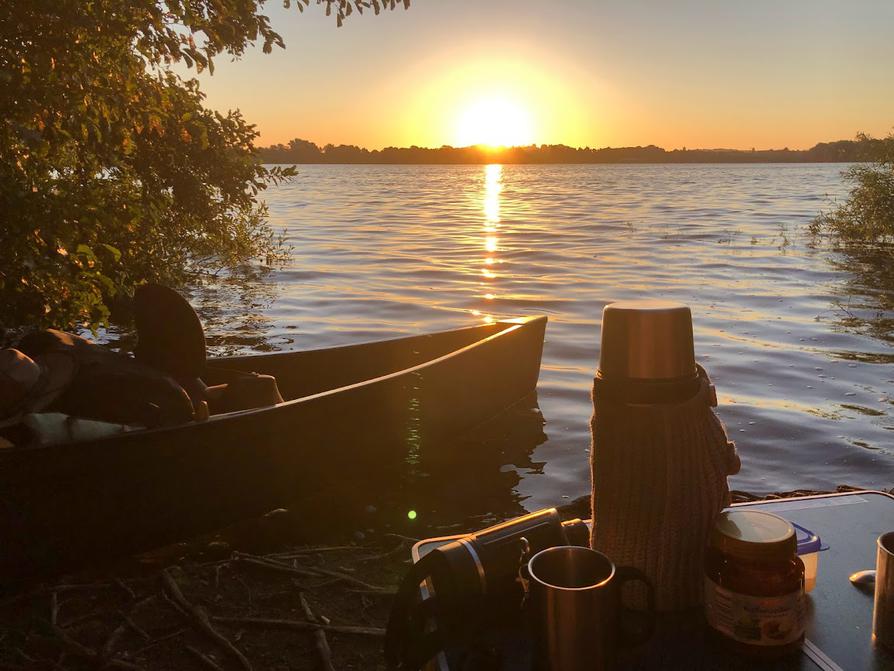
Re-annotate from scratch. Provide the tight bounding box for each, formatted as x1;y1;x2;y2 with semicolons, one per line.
258;136;865;153
255;136;871;164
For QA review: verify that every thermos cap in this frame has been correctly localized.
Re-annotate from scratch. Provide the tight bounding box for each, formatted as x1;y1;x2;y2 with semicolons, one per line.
598;300;696;381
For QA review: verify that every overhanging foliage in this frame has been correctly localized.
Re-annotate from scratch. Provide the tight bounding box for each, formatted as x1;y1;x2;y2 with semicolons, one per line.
0;0;408;330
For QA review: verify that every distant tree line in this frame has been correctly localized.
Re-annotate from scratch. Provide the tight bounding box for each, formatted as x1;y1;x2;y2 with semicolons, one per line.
258;137;877;165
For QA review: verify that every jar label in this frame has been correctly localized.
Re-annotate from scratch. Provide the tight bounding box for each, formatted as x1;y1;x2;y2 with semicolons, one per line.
704;578;805;646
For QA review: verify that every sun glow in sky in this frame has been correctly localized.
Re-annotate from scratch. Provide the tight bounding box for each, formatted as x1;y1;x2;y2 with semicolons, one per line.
191;1;894;150
454;97;536;148
396;54;592;149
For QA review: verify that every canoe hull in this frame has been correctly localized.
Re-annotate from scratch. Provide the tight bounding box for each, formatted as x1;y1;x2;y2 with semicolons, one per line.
0;317;546;585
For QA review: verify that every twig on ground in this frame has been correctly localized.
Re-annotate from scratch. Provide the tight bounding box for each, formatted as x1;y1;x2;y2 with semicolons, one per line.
130;594;158;613
161;587;190;619
113;578;137;601
51;626;96;659
198;545;367;570
131;628;187;655
55;578;148;595
308;578;341;590
58;609;106;629
12;649;37;665
348;588;397;596
231;553;385;591
122;613;151;642
233;574;254;613
305;566;387;592
102;620;129;661
265;546;366;559
186;646;225;671
0;582;109;610
50;591;59;627
1;578;154;611
356;541;409;562
212;616;386;638
52;582;116;593
50;625;142;670
161;568;253;671
300;593;336;671
231;554;318;579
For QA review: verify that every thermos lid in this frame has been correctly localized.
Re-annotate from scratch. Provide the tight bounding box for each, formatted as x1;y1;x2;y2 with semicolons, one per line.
711;510;797;562
598;300;696;381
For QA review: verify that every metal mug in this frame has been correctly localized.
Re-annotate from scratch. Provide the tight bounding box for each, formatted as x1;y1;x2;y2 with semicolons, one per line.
526;545;656;671
874;531;894;650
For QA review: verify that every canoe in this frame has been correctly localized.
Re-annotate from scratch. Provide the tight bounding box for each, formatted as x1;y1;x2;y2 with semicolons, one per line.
0;316;547;585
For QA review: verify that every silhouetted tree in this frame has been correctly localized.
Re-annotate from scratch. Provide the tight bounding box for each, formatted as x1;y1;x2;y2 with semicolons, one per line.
0;0;409;330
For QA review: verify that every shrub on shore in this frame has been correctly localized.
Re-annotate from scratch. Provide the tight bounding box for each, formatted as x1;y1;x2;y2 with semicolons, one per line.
811;132;894;244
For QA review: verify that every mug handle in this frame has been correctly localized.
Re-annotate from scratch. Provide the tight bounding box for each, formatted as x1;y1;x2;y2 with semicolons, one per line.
615;565;656;647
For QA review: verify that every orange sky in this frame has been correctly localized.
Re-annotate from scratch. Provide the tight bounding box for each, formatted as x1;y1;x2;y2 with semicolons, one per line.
192;1;894;150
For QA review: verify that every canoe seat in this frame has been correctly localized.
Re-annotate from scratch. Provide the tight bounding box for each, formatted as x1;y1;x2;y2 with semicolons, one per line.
204;372;284;415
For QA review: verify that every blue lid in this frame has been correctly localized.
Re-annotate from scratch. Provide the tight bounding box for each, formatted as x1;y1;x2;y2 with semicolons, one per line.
792;522;822;554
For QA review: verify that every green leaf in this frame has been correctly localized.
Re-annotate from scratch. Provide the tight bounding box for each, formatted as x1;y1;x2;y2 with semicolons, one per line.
75;244;96;260
100;243;122;262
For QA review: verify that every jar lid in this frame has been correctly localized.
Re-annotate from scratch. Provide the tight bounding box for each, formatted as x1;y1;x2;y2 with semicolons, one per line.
711;510;797;562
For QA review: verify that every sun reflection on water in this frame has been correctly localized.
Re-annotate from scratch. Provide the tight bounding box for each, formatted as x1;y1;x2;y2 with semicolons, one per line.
483;163;502;228
476;164;503;323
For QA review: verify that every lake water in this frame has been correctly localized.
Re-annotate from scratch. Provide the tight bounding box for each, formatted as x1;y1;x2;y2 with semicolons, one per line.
194;163;893;514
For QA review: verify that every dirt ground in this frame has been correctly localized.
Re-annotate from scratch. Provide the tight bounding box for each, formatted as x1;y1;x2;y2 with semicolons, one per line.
0;485;884;671
0;535;409;671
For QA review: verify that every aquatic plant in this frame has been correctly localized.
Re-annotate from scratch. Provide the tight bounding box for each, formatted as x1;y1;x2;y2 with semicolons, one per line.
812;132;894;244
812;133;894;343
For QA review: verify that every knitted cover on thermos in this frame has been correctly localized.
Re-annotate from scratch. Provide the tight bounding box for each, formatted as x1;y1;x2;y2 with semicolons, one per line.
589;366;740;611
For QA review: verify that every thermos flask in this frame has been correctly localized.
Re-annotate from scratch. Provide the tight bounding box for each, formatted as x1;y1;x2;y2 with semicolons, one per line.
590;300;740;610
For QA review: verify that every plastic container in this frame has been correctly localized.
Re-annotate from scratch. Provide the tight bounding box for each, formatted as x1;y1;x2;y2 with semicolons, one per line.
793;523;822;592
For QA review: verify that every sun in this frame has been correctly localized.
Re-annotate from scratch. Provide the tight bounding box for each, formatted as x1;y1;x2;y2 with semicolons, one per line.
454;97;535;148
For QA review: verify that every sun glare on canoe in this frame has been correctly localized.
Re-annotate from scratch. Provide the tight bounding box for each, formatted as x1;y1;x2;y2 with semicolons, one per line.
455;97;535;148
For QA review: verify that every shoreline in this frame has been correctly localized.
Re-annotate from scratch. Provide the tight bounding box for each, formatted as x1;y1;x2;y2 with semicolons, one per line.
257;137;875;166
260;160;862;166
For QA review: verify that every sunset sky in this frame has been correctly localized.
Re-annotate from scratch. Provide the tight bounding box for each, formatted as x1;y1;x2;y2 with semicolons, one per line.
194;0;894;150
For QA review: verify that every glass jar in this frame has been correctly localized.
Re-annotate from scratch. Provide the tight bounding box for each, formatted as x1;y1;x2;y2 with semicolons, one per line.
704;510;805;659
